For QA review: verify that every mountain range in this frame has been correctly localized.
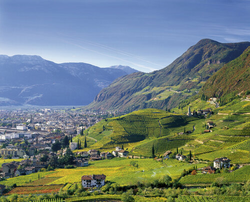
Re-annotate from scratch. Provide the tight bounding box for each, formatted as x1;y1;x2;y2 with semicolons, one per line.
0;55;137;106
86;39;250;112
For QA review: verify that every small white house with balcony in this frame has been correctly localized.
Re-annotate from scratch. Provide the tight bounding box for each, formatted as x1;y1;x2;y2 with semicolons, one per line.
81;174;106;188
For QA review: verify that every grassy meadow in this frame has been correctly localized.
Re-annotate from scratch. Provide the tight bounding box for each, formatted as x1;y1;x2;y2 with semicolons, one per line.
0;158;206;191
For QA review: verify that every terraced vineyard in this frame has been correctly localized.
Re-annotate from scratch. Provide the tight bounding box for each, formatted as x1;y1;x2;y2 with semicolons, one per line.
180;165;250;185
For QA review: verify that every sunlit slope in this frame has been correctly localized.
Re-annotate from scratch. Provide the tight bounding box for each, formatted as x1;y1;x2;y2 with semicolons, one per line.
86;39;250;112
84;100;250;163
201;46;250;105
83;108;199;155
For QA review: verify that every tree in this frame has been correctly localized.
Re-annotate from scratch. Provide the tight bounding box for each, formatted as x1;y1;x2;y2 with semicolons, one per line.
40;154;49;162
80;129;84;136
189;150;192;161
52;140;61;152
121;192;134;202
84;136;87;148
77;139;80;149
152;144;155;158
64;148;74;165
191;170;197;175
160;175;172;187
62;136;69;148
49;155;58;169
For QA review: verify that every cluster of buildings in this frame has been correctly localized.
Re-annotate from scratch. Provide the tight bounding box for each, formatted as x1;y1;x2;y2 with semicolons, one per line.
0;108;104;136
187;107;213;117
74;146;129;162
0;158;47;178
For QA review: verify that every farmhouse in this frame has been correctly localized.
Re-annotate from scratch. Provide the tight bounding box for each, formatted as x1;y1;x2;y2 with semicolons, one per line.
118;150;129;157
202;166;216;174
163;151;172;159
176;154;186;161
81;174;106;188
213;157;231;169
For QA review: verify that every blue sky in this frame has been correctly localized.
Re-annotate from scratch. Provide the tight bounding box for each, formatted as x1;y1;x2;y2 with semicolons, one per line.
0;0;250;72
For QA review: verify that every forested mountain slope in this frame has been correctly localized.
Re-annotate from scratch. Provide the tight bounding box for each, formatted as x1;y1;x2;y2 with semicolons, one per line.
86;39;250;112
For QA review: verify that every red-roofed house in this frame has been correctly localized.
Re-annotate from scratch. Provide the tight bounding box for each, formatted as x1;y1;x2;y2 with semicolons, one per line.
81;174;106;188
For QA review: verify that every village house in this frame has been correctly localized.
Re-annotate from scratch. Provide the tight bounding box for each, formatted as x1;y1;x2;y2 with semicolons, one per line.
88;149;99;156
81;174;106;188
105;152;113;159
115;146;122;151
112;150;119;157
75;159;88;167
24;166;36;175
1;162;19;178
118;150;129;157
213;157;231;169
207;121;215;129
202;166;216;174
77;151;89;158
163;151;172;159
176;154;186;161
90;155;102;161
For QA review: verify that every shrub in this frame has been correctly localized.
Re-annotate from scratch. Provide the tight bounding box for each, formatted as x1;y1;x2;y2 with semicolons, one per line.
121;192;134;202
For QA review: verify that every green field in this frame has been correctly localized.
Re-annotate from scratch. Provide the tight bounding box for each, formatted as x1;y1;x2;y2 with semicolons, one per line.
46;158;206;186
180;165;250;185
0;158;205;188
0;159;24;167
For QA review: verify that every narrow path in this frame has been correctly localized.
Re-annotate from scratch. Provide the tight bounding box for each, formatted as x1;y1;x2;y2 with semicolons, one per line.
86;136;97;142
158;120;162;137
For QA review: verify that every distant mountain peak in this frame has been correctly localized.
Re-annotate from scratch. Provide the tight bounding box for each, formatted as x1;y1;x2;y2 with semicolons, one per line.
0;54;132;106
109;65;138;74
11;55;44;61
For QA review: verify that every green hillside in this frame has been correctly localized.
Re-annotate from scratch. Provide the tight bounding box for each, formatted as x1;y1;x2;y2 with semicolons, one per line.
86;39;250;113
81;108;198;156
83;98;250;163
201;46;250;105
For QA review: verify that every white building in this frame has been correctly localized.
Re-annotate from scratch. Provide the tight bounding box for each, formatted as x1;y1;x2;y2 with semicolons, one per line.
81;174;106;188
16;125;27;131
70;142;78;150
115;146;122;151
118;150;129;157
213;157;231;169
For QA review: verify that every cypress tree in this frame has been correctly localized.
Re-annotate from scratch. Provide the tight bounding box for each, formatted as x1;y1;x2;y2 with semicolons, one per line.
189;150;192;161
152;144;155;158
84;136;87;148
77;139;80;149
